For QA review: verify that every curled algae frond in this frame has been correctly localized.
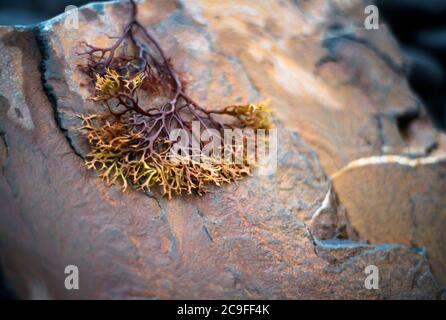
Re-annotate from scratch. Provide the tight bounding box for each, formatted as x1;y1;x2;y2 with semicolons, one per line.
221;102;272;130
77;0;272;198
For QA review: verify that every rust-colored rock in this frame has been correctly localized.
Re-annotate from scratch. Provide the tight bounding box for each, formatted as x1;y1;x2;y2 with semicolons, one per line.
0;0;445;299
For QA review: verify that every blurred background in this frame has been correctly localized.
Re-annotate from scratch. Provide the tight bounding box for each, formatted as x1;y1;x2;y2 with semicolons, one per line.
0;0;445;299
376;0;446;132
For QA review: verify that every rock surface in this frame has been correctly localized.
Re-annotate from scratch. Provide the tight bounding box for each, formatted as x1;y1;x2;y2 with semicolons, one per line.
0;0;445;299
333;154;446;286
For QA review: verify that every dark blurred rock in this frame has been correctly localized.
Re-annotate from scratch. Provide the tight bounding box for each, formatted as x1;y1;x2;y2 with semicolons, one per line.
0;0;445;299
376;0;446;132
376;0;446;15
415;28;446;51
0;10;46;26
402;47;446;130
404;47;444;90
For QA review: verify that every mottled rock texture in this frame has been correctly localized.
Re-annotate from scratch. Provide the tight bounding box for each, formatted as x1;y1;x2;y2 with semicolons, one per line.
0;0;445;299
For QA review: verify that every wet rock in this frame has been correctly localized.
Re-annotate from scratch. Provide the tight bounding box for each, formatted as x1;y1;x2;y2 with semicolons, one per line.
0;0;445;299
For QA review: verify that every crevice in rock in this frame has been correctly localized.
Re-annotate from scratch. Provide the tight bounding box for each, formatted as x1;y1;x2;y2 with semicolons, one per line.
0;131;9;175
303;224;321;258
311;187;332;221
287;127;363;251
374;103;442;157
202;225;213;243
143;190;164;213
331;153;446;180
0;261;17;300
396;108;422;141
193;208;214;243
408;197;419;247
396;109;439;156
308;184;359;243
32;26;84;160
143;190;180;258
374;113;386;155
311;237;371;266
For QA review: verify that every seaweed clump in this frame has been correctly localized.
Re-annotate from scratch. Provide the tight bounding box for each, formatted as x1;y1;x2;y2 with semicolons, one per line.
78;0;271;198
